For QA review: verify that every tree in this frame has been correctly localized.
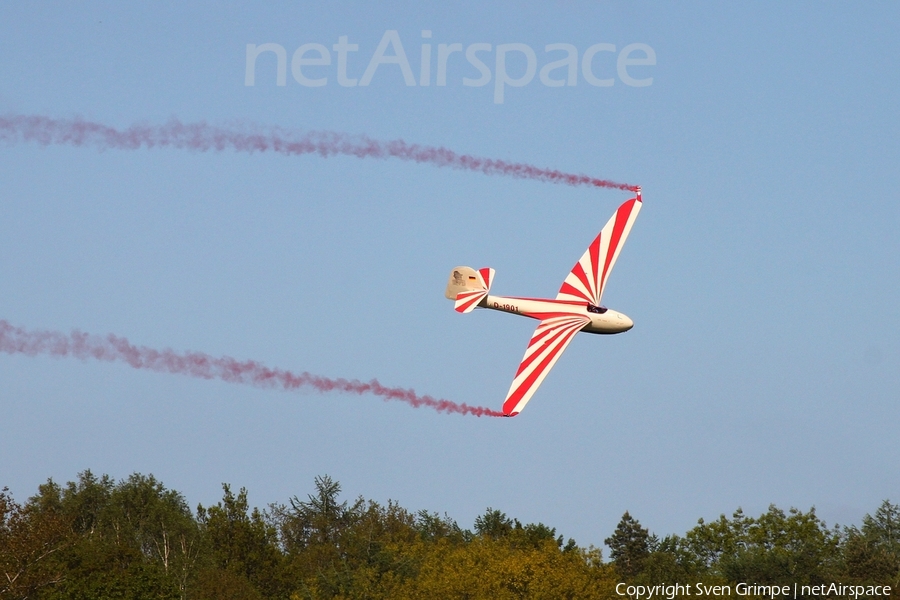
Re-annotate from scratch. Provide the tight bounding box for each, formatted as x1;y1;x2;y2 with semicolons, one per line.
844;500;900;586
107;473;201;599
397;532;614;599
23;471;186;600
634;534;707;585
414;510;465;544
279;475;361;552
0;486;71;599
274;475;424;598
864;500;900;556
474;508;513;540
605;512;652;579
683;505;841;591
196;484;284;599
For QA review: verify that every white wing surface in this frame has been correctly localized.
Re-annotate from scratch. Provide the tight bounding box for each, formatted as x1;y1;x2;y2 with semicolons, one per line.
556;197;642;306
502;193;642;415
501;313;591;416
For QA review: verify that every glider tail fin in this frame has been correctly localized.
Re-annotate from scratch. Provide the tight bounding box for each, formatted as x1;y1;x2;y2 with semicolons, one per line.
445;266;494;313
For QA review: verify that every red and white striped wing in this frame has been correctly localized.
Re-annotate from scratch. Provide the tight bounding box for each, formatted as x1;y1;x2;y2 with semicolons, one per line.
556;197;642;306
454;267;494;313
502;313;591;416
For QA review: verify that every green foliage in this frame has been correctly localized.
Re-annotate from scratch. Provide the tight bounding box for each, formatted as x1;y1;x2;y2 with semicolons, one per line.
0;486;70;599
3;471;898;599
20;470;193;600
197;484;284;599
474;508;514;540
681;505;842;590
843;500;900;587
605;511;652;579
635;534;706;585
414;509;466;543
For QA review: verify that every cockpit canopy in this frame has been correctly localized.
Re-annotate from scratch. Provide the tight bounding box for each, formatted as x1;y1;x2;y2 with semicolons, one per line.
587;304;608;314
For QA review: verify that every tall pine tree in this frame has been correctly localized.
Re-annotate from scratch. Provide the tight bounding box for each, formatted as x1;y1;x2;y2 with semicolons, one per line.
605;511;652;579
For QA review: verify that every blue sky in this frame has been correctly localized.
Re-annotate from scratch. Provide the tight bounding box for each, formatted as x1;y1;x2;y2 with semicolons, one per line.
1;2;899;548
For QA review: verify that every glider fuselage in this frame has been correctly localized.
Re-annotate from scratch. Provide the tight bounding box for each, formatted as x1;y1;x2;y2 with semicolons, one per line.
479;295;634;334
445;190;642;416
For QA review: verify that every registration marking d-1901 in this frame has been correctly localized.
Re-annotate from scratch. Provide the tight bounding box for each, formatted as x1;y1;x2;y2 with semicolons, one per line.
492;301;520;314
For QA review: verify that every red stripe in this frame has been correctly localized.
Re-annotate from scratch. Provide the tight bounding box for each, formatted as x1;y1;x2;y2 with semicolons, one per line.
521;310;585;320
558;282;590;302
526;319;575;350
504;325;580;411
505;297;584;305
588;233;601;298
526;324;558;349
460;293;482;306
514;316;587;377
515;324;572;376
570;261;593;298
598;200;635;299
456;290;481;302
479;267;491;289
454;291;485;312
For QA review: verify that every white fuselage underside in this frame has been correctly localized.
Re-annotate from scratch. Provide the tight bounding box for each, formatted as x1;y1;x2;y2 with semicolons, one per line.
480;295;634;334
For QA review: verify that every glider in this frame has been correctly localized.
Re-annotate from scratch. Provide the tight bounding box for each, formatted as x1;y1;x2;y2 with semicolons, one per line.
444;189;642;416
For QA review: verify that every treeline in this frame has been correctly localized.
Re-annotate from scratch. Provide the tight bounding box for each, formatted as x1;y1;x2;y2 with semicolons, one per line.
1;471;897;600
605;506;899;595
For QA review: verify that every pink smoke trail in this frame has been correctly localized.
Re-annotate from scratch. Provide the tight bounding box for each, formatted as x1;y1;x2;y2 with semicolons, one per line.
0;114;638;192
0;320;505;418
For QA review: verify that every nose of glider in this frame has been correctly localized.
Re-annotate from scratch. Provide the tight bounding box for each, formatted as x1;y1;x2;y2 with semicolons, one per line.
618;312;634;332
